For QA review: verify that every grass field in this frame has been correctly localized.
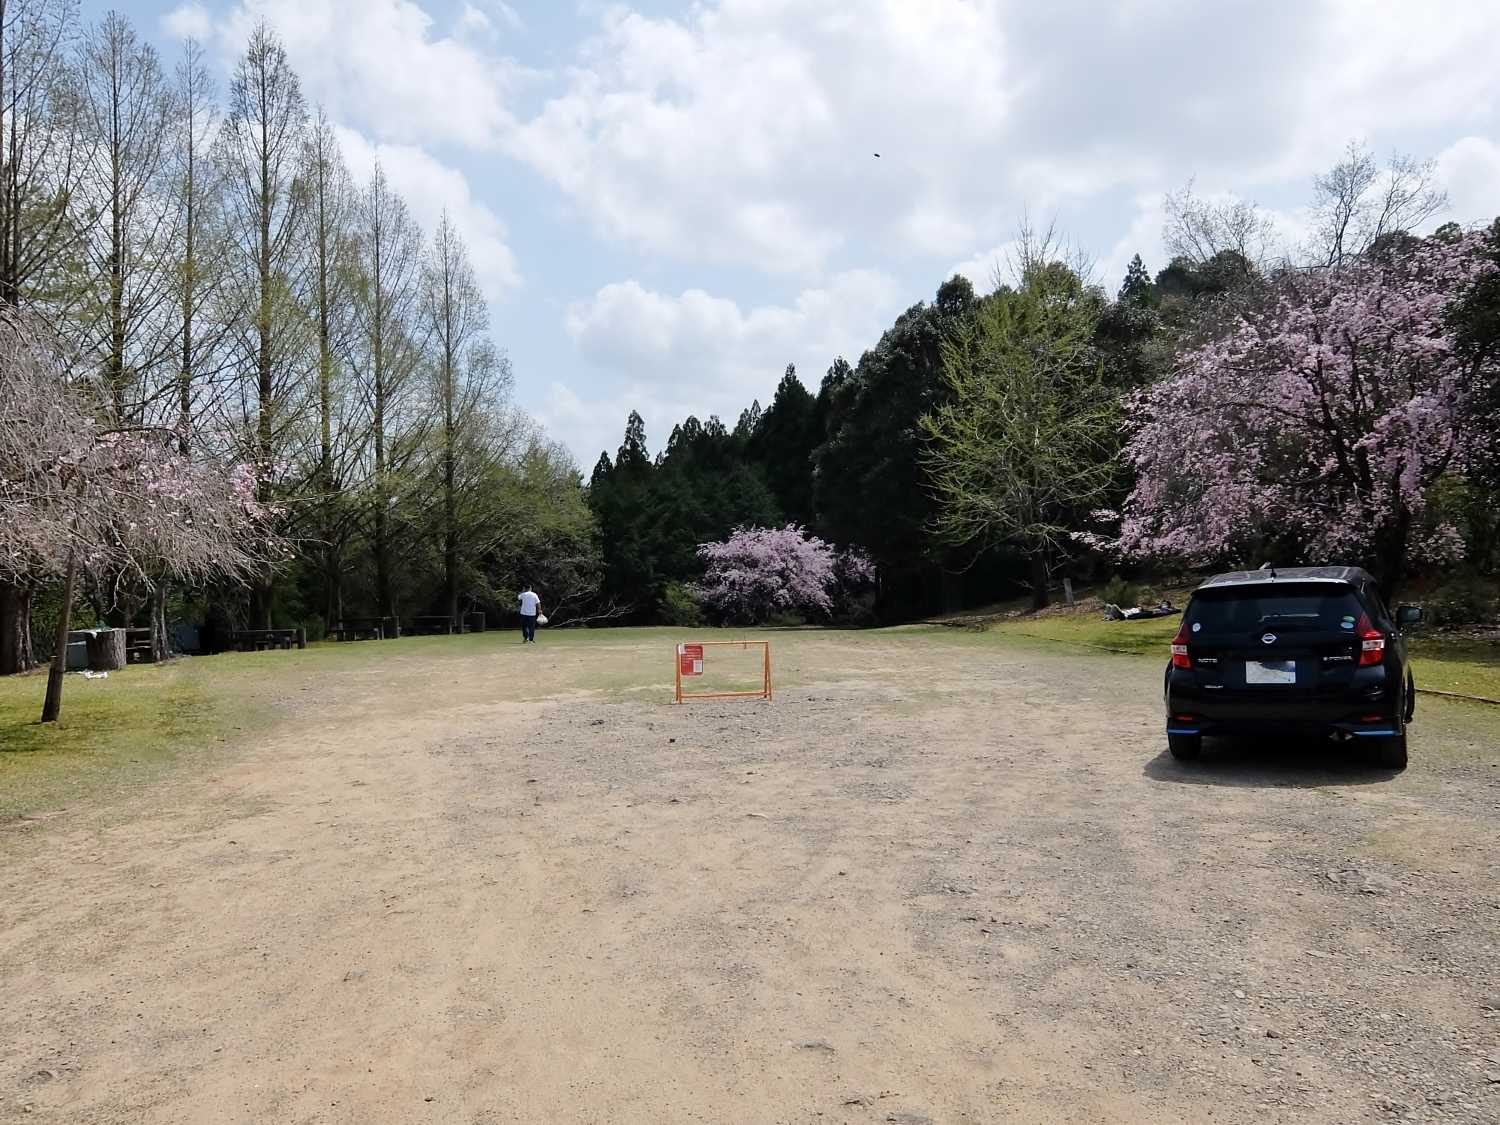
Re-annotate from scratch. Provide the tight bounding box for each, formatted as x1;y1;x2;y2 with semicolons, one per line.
974;605;1500;700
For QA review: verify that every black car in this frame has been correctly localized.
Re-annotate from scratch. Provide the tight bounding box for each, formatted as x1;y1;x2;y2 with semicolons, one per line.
1163;566;1421;769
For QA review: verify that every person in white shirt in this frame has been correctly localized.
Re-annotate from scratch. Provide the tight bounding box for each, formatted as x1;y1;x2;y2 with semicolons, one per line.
517;585;542;643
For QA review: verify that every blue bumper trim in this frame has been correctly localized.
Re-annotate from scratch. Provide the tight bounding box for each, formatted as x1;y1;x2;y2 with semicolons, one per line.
1351;729;1399;737
1166;727;1200;735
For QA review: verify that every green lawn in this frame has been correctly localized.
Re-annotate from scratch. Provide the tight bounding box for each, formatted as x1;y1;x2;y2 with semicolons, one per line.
975;607;1500;700
0;660;230;820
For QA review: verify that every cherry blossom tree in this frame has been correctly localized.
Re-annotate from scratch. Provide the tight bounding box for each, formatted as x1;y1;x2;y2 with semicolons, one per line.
0;308;279;717
0;309;85;673
693;524;872;625
1109;232;1498;593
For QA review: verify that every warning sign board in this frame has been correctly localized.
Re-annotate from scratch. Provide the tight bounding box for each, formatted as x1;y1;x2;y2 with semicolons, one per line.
678;643;704;677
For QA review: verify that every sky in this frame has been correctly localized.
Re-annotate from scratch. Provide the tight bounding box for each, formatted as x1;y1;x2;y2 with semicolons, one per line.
87;0;1500;470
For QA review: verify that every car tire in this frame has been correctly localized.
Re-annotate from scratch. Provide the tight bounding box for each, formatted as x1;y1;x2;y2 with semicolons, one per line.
1168;732;1202;761
1374;732;1408;771
1404;673;1416;724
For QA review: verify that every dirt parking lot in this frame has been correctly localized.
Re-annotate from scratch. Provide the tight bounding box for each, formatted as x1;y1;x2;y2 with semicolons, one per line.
2;630;1498;1123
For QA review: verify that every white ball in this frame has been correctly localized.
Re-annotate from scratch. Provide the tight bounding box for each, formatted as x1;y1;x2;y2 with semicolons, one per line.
536;615;548;626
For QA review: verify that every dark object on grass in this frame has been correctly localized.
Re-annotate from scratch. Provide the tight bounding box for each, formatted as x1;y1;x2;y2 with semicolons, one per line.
1104;601;1178;621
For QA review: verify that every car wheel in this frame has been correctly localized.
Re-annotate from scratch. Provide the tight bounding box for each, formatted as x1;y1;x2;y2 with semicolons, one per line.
1168;732;1202;761
1374;732;1408;771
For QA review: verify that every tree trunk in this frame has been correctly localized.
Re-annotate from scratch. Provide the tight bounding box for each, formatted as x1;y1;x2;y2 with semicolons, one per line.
1028;552;1050;611
940;568;961;615
150;584;171;662
86;629;127;672
256;95;276;634
42;549;79;722
324;543;342;631
443;322;458;621
375;502;392;619
254;573;273;630
1372;501;1413;602
1;579;36;675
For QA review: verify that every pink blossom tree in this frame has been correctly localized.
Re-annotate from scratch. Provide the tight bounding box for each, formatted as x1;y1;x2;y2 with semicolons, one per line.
0;309;279;718
694;525;873;625
1109;232;1498;592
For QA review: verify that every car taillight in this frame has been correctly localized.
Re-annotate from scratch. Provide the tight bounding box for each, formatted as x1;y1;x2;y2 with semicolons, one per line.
1171;624;1192;668
1356;613;1385;666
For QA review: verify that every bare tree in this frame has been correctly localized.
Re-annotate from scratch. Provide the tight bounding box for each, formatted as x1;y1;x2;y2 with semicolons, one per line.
0;0;85;310
214;20;310;627
1310;140;1448;266
423;211;509;620
0;0;81;669
75;11;175;423
1163;178;1278;276
352;160;426;620
167;35;227;453
302;107;359;626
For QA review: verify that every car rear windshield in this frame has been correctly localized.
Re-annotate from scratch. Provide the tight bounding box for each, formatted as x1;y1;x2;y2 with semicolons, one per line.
1186;584;1366;635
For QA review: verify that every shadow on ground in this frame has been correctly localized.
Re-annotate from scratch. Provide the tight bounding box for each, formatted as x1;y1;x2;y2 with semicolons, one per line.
1142;736;1402;789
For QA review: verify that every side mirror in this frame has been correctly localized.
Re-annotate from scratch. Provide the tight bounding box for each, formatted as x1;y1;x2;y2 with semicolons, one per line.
1396;605;1422;628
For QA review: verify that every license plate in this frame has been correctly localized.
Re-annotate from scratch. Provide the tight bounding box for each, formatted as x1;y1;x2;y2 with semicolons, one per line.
1245;660;1296;685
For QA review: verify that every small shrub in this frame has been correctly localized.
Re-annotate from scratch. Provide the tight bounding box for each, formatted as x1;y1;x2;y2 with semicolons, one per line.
763;611;805;628
1100;576;1139;608
659;582;704;627
1424;576;1498;626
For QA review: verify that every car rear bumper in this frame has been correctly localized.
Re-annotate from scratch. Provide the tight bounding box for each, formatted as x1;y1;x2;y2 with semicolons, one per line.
1165;670;1402;738
1165;716;1400;738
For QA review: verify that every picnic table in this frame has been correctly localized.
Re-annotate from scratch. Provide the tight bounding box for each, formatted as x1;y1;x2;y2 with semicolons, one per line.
409;615;454;636
331;622;383;641
463;612;486;633
229;627;306;652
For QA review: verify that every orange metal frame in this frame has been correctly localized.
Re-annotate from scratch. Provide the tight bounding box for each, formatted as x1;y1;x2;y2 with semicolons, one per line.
674;640;773;703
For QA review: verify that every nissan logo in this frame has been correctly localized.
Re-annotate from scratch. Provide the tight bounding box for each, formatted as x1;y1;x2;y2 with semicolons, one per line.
1261;633;1277;645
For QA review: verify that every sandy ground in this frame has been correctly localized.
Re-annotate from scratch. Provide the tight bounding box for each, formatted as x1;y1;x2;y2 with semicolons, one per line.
2;631;1498;1124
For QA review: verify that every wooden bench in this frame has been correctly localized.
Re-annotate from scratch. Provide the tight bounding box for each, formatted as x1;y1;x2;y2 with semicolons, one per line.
125;626;157;663
409;615;454;636
462;612;486;633
339;615;400;639
330;623;383;641
229;627;306;652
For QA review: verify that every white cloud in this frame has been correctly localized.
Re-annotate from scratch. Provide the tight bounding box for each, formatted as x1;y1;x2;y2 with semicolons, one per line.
948;240;1019;296
508;1;1014;275
1437;136;1500;228
162;2;214;41
1095;200;1163;296
509;0;1500;277
184;0;519;150
335;127;520;301
547;270;903;462
487;1;523;32
457;4;492;38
